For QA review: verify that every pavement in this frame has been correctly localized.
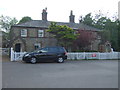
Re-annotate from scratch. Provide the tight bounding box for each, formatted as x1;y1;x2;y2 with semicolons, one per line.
1;55;10;62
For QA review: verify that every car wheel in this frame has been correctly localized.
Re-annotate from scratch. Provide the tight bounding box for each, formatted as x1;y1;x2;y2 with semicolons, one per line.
57;57;64;63
30;57;37;64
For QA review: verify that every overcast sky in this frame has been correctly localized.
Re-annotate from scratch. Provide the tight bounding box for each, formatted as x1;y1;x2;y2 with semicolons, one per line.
0;0;119;23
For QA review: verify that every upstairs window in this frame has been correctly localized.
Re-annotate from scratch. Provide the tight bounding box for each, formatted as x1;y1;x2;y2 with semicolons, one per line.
21;29;27;37
38;30;44;37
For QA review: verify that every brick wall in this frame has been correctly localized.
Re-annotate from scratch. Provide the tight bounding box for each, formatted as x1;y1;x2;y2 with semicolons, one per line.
10;27;57;52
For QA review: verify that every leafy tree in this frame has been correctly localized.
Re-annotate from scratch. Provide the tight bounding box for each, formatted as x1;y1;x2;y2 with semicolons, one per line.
104;19;118;51
94;17;108;29
80;12;119;51
0;15;18;48
95;17;118;51
81;13;94;26
19;16;32;24
111;19;119;51
47;22;78;49
118;20;120;51
2;31;10;47
98;29;111;44
0;15;18;32
74;30;95;51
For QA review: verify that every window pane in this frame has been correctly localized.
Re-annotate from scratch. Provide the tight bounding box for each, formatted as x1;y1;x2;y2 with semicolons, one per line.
21;29;27;37
38;30;44;37
41;47;48;52
48;47;59;52
34;43;41;50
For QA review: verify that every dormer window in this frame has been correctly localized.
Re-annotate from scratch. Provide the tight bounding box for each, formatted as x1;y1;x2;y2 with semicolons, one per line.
38;30;44;37
21;29;27;37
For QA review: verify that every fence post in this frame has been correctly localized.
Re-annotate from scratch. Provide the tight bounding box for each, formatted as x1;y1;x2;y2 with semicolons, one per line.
118;52;119;59
10;48;14;61
110;52;112;59
14;51;16;61
98;52;100;60
84;52;86;59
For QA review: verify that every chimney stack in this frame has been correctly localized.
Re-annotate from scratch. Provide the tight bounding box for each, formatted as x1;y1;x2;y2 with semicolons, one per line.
69;10;75;23
42;8;47;21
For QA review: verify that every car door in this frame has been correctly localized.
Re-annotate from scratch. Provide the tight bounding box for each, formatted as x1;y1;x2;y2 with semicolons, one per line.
46;47;58;60
42;52;55;61
36;48;49;62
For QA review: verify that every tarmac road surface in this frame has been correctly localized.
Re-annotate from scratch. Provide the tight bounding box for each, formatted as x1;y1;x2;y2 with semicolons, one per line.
2;57;118;88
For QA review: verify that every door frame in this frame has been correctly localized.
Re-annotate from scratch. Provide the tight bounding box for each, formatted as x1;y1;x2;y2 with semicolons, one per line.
15;43;21;52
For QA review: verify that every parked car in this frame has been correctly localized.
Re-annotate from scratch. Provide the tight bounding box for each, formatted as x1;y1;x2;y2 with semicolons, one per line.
22;46;67;64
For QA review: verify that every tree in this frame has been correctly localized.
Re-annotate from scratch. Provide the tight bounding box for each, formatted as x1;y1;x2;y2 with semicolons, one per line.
95;17;119;51
98;29;111;44
118;20;120;51
80;12;119;51
19;16;32;24
2;31;10;47
110;19;119;51
94;17;108;29
81;13;94;26
0;15;18;48
0;15;18;32
74;30;95;51
47;22;78;49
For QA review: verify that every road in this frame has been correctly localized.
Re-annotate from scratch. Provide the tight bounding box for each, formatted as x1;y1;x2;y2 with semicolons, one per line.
2;58;118;88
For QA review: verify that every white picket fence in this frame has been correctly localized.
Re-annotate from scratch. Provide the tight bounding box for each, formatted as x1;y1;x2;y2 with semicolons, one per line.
67;52;120;60
10;48;26;61
0;48;9;55
10;48;120;61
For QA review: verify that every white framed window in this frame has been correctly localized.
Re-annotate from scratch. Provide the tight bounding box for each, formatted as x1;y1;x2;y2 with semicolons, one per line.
21;29;27;37
38;30;44;37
